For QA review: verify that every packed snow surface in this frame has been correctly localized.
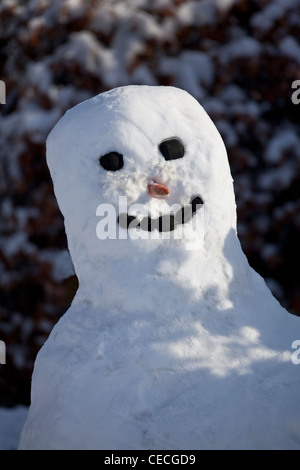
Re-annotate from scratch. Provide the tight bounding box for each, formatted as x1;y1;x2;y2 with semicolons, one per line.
19;86;300;450
0;406;28;450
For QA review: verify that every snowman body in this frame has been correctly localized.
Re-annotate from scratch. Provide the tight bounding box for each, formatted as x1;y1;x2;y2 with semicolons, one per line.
19;86;300;449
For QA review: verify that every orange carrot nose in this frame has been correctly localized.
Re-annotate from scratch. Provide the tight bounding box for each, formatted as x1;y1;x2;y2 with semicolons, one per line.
148;182;170;198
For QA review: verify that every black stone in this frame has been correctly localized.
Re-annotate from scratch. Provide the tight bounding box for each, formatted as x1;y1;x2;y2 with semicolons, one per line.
191;196;204;213
117;196;204;233
100;152;124;171
118;213;136;229
159;139;184;161
140;217;157;232
158;214;176;232
177;205;193;224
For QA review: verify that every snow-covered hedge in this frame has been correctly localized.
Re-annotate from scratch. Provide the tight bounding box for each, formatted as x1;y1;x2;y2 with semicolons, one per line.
0;0;299;406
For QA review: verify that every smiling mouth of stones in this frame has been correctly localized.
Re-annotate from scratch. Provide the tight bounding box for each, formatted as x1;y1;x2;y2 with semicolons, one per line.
118;196;203;232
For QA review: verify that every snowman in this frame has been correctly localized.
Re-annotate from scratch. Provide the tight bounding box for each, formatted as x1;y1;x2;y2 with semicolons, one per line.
19;86;300;450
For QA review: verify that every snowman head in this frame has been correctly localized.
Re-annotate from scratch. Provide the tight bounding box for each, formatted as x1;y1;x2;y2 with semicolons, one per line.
46;86;236;271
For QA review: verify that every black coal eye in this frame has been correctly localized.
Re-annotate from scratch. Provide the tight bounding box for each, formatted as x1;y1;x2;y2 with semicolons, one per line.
99;152;124;171
159;139;184;161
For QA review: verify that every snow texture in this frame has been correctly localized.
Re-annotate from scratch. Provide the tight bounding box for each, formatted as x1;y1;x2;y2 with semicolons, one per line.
0;406;28;450
1;0;300;413
19;86;300;450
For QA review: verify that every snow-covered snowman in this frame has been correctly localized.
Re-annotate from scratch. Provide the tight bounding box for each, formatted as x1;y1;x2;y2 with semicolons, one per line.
19;85;300;450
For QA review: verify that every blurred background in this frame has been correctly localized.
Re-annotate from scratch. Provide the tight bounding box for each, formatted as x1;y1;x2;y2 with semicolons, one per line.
0;0;299;409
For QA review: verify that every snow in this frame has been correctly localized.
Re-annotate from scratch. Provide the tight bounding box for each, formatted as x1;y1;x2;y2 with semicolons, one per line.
0;231;34;258
54;31;106;75
1;0;300;451
18;86;300;450
176;0;217;27
251;0;300;34
0;406;28;450
39;249;75;282
220;37;262;63
259;160;298;191
160;51;214;100
279;36;300;65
